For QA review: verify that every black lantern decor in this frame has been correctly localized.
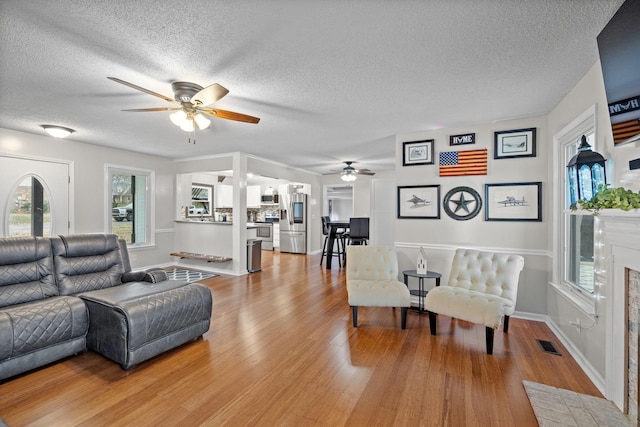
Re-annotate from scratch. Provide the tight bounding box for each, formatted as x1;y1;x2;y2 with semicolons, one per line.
567;135;606;206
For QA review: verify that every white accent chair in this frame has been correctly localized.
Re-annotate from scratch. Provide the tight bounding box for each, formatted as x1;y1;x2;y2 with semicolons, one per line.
346;246;411;329
424;249;524;354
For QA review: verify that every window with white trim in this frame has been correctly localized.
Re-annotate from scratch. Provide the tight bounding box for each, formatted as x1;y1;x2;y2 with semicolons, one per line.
557;107;597;296
565;133;596;293
106;165;154;246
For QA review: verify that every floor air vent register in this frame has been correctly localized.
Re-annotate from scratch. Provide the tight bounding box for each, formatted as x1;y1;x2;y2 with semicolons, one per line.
537;339;562;356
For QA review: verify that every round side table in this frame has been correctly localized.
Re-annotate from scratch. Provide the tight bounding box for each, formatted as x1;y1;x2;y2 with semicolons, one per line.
402;270;441;312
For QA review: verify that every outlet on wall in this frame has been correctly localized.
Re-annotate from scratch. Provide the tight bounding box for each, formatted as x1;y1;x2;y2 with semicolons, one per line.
569;317;581;334
131;254;137;262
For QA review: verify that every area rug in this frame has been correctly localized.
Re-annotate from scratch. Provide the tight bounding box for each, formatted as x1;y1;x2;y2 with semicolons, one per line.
163;267;217;283
523;380;634;426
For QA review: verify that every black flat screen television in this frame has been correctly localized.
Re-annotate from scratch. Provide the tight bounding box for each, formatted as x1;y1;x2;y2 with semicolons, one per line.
597;0;640;146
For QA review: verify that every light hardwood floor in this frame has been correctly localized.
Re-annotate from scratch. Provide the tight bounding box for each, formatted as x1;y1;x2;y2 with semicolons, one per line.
0;250;601;426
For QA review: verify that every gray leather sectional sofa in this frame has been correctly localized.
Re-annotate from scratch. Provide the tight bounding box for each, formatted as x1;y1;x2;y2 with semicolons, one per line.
0;234;212;381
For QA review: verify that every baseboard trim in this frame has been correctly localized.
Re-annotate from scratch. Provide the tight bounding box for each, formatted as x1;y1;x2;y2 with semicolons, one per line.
512;311;605;397
545;316;606;396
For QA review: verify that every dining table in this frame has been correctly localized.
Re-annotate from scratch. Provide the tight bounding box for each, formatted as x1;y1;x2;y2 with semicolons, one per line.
325;221;350;269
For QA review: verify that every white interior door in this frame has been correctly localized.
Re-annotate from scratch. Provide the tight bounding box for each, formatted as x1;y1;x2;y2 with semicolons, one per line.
0;155;70;237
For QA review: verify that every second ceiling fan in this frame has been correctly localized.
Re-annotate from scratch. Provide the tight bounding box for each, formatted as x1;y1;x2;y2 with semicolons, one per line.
325;161;375;182
108;76;260;132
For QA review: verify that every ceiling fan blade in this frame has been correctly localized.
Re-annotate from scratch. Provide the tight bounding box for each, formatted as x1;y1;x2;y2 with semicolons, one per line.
107;77;178;104
201;108;260;124
121;107;181;112
356;170;375;176
192;83;229;106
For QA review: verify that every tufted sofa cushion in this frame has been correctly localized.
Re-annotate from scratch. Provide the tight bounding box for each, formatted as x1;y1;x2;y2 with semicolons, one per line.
52;234;126;295
0;237;57;308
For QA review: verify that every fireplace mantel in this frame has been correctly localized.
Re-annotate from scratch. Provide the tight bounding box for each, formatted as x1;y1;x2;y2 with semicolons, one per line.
598;209;640;413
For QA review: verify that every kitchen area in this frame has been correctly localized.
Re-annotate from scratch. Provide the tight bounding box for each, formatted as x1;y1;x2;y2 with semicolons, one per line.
173;160;313;276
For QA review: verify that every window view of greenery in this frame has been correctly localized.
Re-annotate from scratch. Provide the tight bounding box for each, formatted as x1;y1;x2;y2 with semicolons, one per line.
9;176;52;237
110;171;149;245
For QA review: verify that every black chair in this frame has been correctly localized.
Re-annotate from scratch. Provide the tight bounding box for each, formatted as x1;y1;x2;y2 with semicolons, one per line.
320;216;346;266
348;217;369;245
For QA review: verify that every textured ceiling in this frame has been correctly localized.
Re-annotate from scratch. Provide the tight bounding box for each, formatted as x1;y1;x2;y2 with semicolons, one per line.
0;0;625;175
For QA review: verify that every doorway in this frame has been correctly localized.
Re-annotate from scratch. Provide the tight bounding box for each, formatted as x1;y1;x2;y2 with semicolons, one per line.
0;155;71;237
324;184;353;221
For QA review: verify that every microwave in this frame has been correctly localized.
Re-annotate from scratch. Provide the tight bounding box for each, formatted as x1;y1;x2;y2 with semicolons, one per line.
261;194;279;204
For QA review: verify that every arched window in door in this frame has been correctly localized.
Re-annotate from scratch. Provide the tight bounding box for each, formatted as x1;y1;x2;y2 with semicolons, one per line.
7;175;53;237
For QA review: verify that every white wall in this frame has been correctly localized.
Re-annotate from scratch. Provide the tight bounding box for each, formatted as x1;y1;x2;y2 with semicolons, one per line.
0;132;325;274
0;127;177;269
393;116;550;315
546;61;640;382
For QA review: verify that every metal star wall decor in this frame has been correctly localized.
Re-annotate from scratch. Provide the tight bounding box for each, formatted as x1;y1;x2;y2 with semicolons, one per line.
443;186;482;220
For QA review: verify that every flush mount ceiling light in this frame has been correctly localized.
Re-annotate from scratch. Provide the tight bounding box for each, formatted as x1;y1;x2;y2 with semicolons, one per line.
41;125;75;138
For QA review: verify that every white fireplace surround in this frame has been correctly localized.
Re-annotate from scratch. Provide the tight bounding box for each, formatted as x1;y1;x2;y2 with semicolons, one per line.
601;210;640;412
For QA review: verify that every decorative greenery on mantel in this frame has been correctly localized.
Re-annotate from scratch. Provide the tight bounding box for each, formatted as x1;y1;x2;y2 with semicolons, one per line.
571;185;640;215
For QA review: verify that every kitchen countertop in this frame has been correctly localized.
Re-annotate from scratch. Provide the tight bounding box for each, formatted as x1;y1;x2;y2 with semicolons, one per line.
175;220;261;228
175;220;233;225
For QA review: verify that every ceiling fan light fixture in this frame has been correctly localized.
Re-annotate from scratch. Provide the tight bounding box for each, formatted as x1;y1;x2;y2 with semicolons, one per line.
41;125;74;138
180;118;195;132
170;110;188;126
193;113;211;130
341;171;357;182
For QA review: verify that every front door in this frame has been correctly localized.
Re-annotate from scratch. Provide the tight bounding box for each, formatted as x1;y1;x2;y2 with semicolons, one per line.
0;155;70;237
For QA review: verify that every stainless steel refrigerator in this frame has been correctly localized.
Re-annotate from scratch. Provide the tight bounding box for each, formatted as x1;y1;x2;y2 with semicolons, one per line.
279;193;307;254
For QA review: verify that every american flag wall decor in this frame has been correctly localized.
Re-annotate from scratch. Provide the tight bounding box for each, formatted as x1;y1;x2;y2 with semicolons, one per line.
439;149;487;177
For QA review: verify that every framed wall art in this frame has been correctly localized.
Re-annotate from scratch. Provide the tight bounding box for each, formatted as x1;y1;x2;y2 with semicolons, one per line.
397;185;440;219
494;128;536;159
402;140;434;166
484;182;542;221
442;186;482;221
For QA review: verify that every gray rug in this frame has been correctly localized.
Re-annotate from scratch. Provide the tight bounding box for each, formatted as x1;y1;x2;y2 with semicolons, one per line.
164;267;217;283
523;380;634;426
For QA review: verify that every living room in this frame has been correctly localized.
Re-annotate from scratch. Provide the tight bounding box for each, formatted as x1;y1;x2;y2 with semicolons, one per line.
2;1;640;425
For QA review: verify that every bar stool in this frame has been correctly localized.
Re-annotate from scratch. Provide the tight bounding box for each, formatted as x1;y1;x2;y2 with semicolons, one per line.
348;217;369;245
320;216;346;266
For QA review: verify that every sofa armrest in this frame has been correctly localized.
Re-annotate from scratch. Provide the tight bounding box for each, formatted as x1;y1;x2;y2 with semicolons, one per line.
122;268;169;284
143;268;168;283
122;271;146;283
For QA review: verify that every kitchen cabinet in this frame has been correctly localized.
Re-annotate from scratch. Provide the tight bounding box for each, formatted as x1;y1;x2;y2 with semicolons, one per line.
188;183;213;217
215;184;233;208
247;186;261;208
